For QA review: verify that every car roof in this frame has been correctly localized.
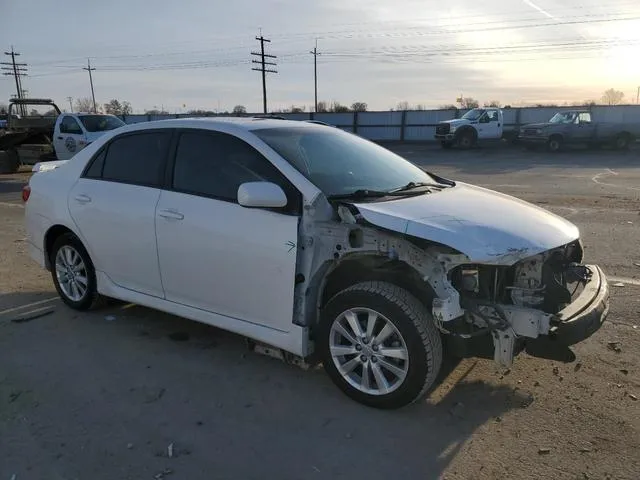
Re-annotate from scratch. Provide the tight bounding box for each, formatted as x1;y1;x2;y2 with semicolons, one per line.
112;117;319;135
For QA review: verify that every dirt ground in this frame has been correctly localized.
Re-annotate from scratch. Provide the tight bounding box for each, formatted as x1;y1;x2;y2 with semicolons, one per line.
1;144;639;480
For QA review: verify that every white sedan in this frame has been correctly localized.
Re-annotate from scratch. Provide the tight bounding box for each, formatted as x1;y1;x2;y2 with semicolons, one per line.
24;118;608;409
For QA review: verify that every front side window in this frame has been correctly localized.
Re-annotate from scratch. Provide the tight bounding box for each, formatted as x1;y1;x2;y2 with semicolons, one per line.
60;116;83;134
172;130;300;211
254;127;437;198
101;131;170;186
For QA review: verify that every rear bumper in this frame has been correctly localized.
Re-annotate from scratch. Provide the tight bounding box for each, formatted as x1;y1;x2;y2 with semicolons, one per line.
550;265;609;345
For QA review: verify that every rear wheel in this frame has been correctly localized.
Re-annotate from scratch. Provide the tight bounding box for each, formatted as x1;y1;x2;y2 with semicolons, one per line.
318;281;442;409
613;133;630;150
0;149;20;174
50;232;105;310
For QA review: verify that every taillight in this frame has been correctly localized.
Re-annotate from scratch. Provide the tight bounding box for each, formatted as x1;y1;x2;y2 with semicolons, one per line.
22;185;31;202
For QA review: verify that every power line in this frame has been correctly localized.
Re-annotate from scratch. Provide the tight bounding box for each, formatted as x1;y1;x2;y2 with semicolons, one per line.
82;58;97;113
251;34;277;114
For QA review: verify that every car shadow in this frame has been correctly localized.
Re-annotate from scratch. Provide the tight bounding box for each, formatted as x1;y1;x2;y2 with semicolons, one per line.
1;291;530;480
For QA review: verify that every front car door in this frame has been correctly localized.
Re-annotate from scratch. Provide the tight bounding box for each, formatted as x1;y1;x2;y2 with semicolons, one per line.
571;112;596;143
154;129;302;333
55;115;87;160
477;110;500;139
68;129;171;298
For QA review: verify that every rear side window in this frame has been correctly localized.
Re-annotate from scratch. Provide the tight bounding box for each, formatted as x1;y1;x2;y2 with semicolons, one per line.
172;130;300;212
101;132;170;187
85;149;106;178
60;116;83;135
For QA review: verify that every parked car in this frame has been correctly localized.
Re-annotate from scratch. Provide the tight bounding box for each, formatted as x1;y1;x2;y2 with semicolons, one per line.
24;118;608;409
519;110;637;152
434;108;518;149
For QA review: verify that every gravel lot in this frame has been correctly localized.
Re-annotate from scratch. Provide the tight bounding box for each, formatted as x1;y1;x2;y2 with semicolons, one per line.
1;145;639;480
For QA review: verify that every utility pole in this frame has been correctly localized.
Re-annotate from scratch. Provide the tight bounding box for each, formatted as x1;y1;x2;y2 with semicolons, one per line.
83;58;97;113
67;96;74;112
251;34;277;114
1;47;28;115
310;39;321;113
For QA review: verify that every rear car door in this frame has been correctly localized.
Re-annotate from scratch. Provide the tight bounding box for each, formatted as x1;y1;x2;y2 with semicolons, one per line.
68;129;171;298
54;115;87;160
155;129;301;332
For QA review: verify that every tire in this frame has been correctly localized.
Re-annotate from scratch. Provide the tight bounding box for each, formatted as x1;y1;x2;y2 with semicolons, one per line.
440;141;453;149
0;149;20;174
547;136;563;152
50;232;105;310
456;129;476;150
613;133;630;150
318;281;443;409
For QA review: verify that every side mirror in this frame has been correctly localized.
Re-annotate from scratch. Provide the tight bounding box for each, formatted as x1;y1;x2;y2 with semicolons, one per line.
237;181;287;208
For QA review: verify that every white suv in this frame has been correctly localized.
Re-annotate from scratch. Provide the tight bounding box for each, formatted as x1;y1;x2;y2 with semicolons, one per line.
24;118;608;409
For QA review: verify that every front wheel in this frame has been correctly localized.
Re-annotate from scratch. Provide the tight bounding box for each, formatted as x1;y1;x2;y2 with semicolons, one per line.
613;133;630;150
318;281;443;409
547;136;563;152
50;232;105;310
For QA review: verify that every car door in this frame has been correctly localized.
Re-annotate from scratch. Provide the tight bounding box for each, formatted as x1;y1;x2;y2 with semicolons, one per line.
68;129;171;298
155;129;302;333
477;110;500;139
571;112;596;143
55;115;87;160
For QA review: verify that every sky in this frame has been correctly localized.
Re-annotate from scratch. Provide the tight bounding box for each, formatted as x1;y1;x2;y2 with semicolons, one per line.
1;0;640;113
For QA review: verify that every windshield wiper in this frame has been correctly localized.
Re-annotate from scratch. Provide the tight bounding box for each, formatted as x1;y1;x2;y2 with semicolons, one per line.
388;181;441;193
327;189;391;200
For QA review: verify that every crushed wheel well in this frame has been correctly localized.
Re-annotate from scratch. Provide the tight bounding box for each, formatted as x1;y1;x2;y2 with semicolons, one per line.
320;257;436;312
44;225;74;269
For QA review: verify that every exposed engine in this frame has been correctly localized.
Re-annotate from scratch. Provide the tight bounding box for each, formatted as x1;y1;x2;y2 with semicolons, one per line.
450;240;588;314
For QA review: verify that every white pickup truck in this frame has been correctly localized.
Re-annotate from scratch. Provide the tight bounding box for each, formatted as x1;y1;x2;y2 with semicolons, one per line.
434;108;517;149
53;112;125;160
0;98;125;173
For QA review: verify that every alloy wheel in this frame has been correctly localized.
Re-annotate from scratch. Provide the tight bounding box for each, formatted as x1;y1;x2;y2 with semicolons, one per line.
55;245;89;302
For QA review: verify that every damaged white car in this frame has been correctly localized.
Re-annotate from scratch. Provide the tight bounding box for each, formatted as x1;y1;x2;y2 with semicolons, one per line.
24;118;609;409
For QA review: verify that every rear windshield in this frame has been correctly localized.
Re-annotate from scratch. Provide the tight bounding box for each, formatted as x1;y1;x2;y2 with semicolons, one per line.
78;115;125;132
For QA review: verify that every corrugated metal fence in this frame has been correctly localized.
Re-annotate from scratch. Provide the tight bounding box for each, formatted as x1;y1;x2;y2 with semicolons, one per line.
120;105;640;142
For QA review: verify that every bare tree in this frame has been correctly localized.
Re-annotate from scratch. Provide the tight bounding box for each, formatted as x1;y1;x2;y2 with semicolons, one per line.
414;104;427;110
601;89;624;106
484;100;501;108
0;103;8;114
75;97;101;113
330;101;350;113
396;101;410;111
351;102;368;112
145;109;170;115
316;101;328;113
459;97;479;108
104;99;133;115
232;105;247;115
439;104;458;110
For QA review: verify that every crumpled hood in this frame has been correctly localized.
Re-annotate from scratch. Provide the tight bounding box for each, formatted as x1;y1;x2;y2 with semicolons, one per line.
353;183;579;265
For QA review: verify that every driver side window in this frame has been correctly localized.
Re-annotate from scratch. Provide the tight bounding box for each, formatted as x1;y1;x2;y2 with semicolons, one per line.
60;116;83;135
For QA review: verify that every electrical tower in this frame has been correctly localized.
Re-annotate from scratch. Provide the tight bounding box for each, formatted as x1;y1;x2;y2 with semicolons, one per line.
310;39;321;113
83;59;97;113
1;47;28;116
251;34;277;114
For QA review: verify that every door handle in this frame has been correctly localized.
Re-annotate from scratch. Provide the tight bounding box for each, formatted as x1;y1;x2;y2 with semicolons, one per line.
74;194;92;204
57;136;64;140
158;209;184;220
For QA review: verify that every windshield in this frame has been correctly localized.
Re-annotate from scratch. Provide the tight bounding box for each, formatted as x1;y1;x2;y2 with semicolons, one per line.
78;115;125;132
461;109;485;121
254;127;436;198
549;112;577;124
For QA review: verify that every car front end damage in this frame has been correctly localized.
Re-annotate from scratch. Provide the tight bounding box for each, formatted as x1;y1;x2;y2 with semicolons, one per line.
439;240;609;366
